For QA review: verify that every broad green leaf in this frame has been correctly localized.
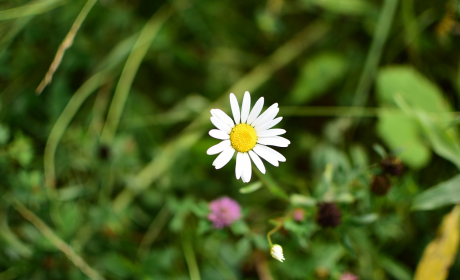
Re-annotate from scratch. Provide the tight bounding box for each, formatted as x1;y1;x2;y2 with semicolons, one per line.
377;66;451;112
411;174;460;211
394;95;460;169
376;66;457;169
376;115;430;168
413;110;460;169
414;205;460;280
289;52;347;104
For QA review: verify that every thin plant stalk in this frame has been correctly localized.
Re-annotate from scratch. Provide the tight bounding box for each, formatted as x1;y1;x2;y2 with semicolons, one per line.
36;0;98;94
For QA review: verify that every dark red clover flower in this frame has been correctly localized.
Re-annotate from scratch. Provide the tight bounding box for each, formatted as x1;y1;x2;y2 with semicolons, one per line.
316;202;341;228
380;156;404;177
208;197;242;228
371;175;392;196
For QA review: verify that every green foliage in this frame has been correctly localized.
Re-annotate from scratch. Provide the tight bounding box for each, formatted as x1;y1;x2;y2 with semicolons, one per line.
412;174;460;211
375;66;456;169
289;52;347;104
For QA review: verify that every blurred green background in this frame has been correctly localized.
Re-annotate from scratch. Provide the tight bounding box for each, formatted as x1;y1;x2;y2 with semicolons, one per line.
2;0;460;279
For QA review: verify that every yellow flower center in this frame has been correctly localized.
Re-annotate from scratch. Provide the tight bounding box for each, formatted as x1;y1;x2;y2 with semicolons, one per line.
230;124;257;153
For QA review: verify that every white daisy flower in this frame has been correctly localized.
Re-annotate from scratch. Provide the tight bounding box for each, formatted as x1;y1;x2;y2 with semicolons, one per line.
207;91;290;183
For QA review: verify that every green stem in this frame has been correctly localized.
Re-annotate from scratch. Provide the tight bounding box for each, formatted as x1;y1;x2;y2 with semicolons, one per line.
352;0;399;118
182;236;201;280
137;205;170;260
100;4;171;144
266;220;284;247
253;166;289;201
36;0;98;94
44;71;106;193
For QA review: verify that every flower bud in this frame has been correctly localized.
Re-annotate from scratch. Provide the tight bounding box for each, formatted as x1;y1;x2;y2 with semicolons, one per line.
380;156;404;177
270;244;285;262
293;208;305;222
370;175;391;196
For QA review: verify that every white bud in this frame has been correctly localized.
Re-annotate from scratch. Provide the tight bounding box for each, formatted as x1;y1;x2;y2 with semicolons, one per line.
270;244;285;262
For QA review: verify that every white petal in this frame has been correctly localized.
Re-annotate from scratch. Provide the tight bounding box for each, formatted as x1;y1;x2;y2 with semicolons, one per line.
251;103;278;127
211;109;234;127
229;93;240;124
257;136;290;147
235;152;244;179
240;91;251;123
247;97;264;124
241;152;252;183
248;150;266;174
256;117;283;132
209;129;229;140
207;140;230;155
211;117;231;134
257;129;286;138
212;146;235;169
252;107;279;129
255;145;286;162
253;144;279;167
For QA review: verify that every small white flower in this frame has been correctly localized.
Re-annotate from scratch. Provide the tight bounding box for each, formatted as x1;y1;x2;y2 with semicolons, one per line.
207;91;290;183
270;244;285;262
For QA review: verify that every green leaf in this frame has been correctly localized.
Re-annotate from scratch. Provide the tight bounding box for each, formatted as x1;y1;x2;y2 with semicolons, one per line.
377;66;451;112
190;201;210;218
0;124;10;145
289;52;347;104
290;194;317;207
197;220;212;235
412;110;460;169
347;213;379;226
306;0;375;15
393;95;460;169
254;169;289;200
335;192;355;204
379;254;413;280
239;181;262;194
350;145;369;168
372;143;387;158
411;174;460;211
102;252;134;278
7;132;33;167
376;66;456;169
339;231;356;258
230;220;249;235
376;113;430;168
